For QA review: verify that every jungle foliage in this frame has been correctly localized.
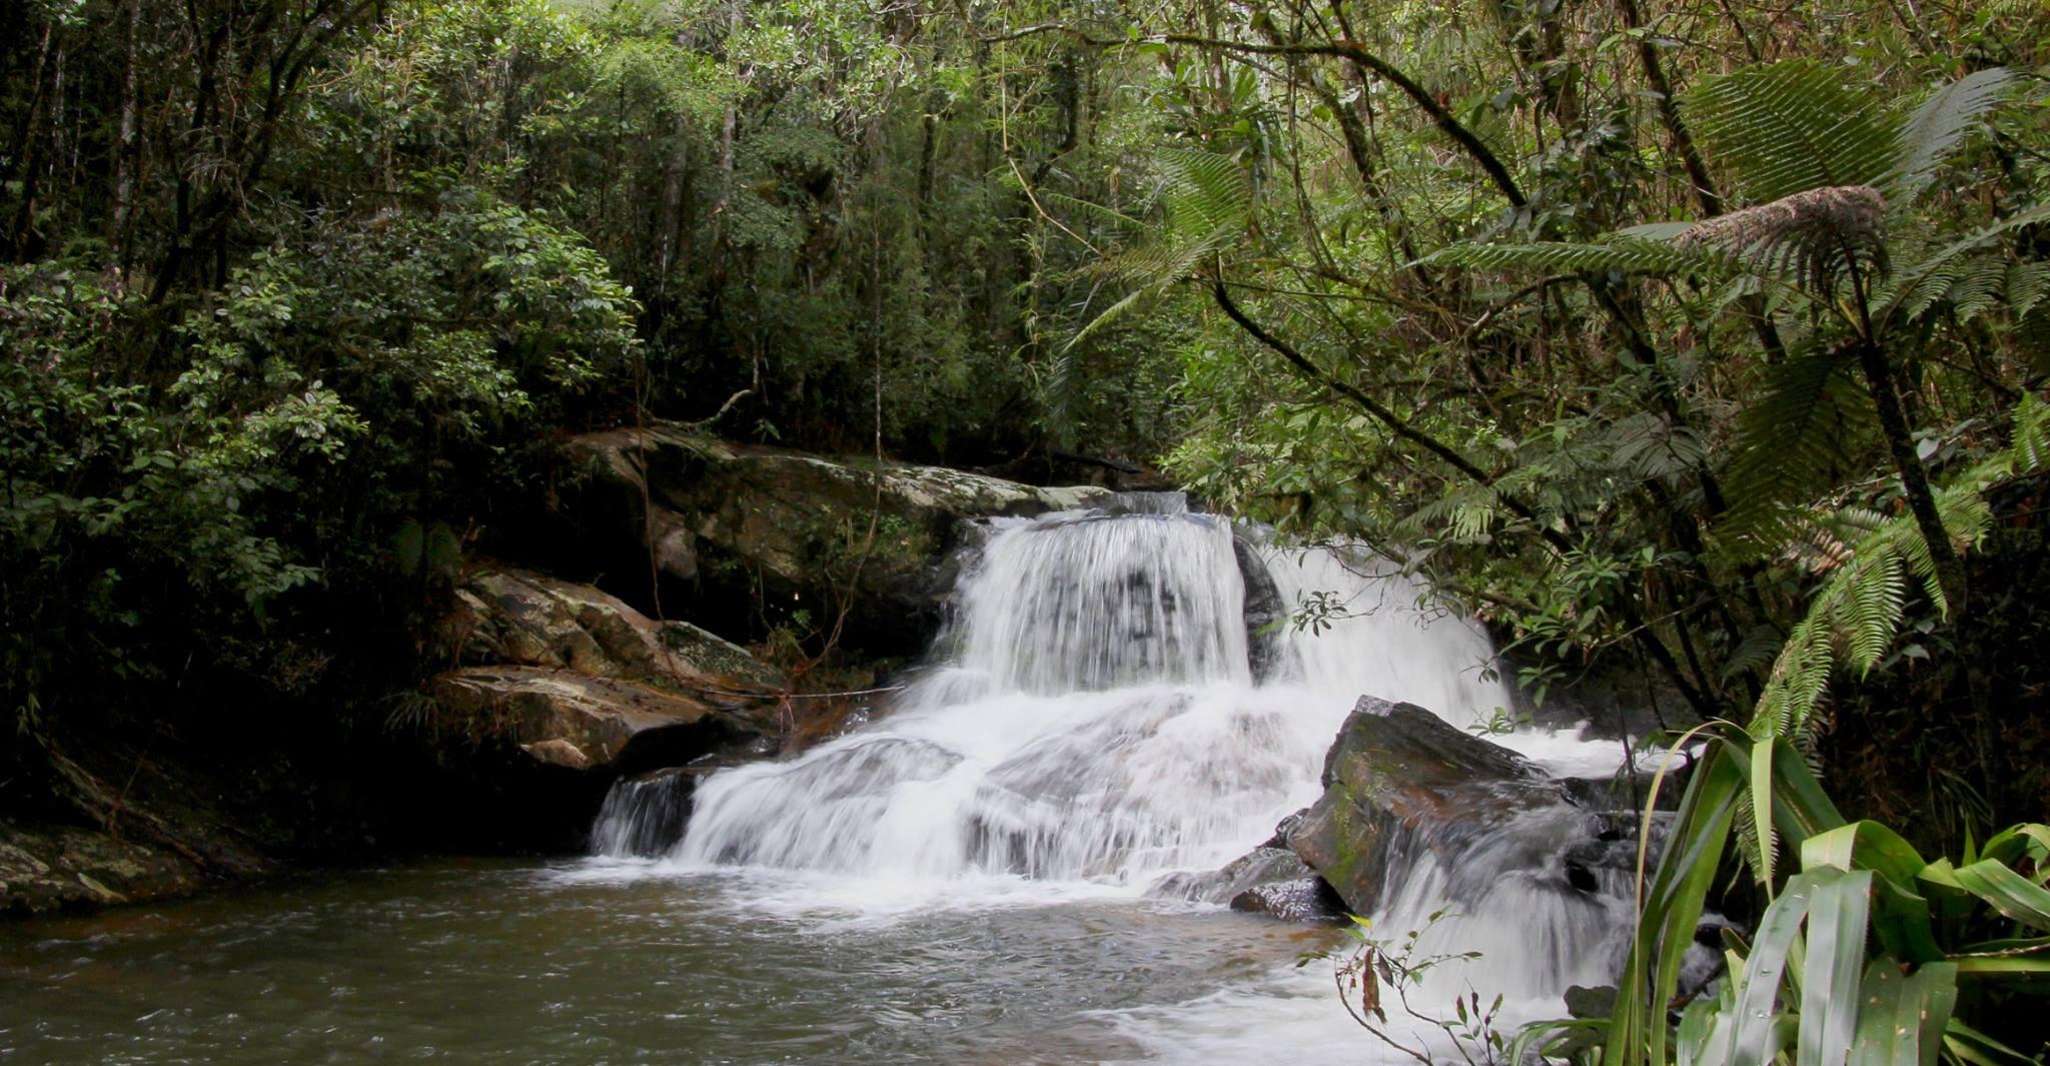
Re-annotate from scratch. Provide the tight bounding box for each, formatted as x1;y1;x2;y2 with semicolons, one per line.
6;0;2050;1057
1;0;1183;761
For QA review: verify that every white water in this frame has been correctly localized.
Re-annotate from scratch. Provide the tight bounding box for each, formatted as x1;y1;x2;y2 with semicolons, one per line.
594;501;1647;1061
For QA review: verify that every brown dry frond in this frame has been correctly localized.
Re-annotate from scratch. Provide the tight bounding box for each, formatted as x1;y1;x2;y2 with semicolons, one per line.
1678;185;1889;293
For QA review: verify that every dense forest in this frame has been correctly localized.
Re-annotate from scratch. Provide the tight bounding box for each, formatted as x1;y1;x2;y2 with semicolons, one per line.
5;0;2050;1060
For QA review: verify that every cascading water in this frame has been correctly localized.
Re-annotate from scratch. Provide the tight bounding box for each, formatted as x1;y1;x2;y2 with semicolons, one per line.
591;496;1653;1055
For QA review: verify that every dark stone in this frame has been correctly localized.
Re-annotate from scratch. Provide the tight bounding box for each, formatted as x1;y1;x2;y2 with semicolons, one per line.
1234;534;1289;683
1284;695;1572;916
590;766;698;857
1230;877;1346;923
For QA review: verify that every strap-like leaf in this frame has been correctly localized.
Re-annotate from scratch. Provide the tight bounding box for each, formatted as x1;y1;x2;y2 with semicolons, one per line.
1951;859;2050;930
1725;869;1825;1066
1605;745;1744;1066
1848;961;1958;1066
1799;869;1873;1066
1803;821;1945;962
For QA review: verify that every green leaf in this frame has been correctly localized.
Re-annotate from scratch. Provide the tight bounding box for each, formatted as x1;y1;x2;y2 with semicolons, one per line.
1848;961;1958;1066
1950;859;2050;930
1683;60;1898;203
1942;1018;2040;1066
1605;745;1742;1066
1799;868;1872;1066
392;519;425;578
1889;67;2020;204
1725;869;1823;1066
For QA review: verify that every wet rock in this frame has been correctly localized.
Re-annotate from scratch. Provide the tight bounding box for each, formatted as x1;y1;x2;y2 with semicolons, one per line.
0;822;206;916
427;565;792;780
1151;845;1314;903
1148;835;1346;924
442;565;783;691
589;766;698;857
1230;878;1346;923
560;426;1113;655
1234;534;1289;683
1285;695;1574;916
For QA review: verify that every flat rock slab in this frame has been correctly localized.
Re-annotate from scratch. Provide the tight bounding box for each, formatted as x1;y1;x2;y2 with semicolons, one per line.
0;823;205;916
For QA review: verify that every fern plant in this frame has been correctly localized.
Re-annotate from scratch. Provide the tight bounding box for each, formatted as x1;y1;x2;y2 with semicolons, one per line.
1431;59;2039;738
1064;147;1256;350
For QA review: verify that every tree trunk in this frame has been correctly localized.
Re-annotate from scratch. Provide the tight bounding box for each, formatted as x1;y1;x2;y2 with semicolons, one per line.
1853;338;1967;611
111;0;142;278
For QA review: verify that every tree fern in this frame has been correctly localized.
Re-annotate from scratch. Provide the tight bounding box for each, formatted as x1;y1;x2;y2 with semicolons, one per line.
1676;185;1888;295
1744;393;2050;880
1754;406;2038;867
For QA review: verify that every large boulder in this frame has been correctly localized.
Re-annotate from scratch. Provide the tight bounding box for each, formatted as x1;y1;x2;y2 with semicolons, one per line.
442;565;783;691
428;667;767;774
556;426;1113;655
1285;695;1578;915
427;566;786;778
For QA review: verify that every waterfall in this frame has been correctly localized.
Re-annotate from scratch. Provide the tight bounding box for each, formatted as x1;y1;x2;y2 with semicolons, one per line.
592;495;1646;1010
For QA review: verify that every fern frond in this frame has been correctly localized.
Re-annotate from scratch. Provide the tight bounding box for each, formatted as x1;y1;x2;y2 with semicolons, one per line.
2011;393;2050;472
1878;201;2050;327
1841;551;1904;676
1607;411;1709;481
1155;147;1254;239
1060;287;1153;353
1683;60;1899;204
1889;67;2021;205
1036;190;1149;236
2008;263;2050;320
1948;257;2009;322
1064;150;1257;348
1717;342;1870;552
1421;238;1739;277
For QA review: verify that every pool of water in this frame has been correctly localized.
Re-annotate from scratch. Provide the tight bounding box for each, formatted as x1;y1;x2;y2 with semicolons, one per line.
0;858;1380;1065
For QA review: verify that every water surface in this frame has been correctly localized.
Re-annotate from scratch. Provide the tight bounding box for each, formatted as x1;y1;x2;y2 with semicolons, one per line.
1;858;1366;1064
